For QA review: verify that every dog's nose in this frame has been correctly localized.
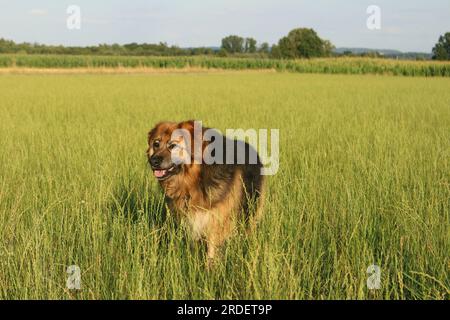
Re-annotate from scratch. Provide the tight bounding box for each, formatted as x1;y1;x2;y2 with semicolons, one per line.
150;155;163;167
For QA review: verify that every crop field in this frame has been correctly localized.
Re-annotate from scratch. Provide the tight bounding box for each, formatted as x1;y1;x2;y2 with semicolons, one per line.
0;72;449;299
1;54;450;77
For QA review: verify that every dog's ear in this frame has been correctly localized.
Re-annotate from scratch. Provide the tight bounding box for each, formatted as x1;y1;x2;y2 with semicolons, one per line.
177;120;209;162
177;120;196;134
148;121;176;144
177;120;197;146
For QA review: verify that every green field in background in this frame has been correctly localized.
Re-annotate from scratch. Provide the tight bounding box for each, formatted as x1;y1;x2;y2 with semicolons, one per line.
1;54;450;77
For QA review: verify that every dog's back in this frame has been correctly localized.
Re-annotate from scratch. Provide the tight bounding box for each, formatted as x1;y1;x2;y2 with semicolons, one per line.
215;135;264;224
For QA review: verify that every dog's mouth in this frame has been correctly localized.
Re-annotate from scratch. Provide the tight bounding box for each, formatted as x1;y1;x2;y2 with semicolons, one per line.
152;165;179;181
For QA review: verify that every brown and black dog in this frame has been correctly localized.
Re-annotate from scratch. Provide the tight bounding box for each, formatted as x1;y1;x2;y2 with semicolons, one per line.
147;120;265;263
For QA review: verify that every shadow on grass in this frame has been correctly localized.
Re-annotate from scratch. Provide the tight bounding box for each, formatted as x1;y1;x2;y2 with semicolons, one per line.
109;173;204;254
109;173;169;226
108;172;258;277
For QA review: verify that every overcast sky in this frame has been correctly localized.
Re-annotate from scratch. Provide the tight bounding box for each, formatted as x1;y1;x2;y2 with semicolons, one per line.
0;0;449;52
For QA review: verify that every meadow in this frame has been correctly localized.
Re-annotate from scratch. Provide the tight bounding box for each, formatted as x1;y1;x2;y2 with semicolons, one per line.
1;54;450;77
0;72;448;299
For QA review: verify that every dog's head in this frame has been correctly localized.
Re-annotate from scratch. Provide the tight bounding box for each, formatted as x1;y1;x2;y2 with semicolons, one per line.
147;120;199;181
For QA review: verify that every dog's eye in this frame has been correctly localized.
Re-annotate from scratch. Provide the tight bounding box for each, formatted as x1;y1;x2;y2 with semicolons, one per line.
153;141;160;149
168;143;177;151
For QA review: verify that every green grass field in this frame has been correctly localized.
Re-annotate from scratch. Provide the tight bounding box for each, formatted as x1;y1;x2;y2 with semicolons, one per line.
0;73;448;299
2;54;450;77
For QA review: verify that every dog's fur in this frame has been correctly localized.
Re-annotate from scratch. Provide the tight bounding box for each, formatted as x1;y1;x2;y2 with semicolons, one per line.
147;120;265;262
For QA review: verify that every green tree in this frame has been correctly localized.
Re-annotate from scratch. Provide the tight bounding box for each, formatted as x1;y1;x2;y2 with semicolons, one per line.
432;33;450;60
343;50;353;56
270;44;282;59
244;38;257;53
322;40;335;57
221;35;245;54
258;42;270;54
277;28;333;58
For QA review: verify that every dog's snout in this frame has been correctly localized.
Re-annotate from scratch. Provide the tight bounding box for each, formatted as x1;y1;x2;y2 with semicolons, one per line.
150;155;163;167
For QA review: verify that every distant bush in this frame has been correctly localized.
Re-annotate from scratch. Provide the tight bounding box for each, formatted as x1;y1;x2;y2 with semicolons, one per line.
277;28;334;58
0;55;13;67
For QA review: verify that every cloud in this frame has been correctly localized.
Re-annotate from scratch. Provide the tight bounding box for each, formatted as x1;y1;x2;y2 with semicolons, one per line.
29;9;48;16
383;27;403;35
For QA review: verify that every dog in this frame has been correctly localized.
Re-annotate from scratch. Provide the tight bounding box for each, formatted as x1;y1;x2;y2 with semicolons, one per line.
146;120;265;263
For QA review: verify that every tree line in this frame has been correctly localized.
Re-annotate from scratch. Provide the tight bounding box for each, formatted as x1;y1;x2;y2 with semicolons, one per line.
0;28;333;59
0;38;214;56
1;28;449;60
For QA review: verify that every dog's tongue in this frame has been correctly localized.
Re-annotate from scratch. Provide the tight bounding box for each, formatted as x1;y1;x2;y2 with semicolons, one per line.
154;170;167;178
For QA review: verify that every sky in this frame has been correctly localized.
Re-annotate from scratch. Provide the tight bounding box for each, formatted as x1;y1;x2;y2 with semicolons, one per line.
0;0;449;53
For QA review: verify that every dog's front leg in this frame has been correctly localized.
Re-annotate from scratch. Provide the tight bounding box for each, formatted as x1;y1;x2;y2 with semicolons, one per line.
206;237;218;268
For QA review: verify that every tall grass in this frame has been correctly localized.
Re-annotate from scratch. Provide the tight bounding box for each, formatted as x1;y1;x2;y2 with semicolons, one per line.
0;55;13;67
2;54;450;77
0;73;448;299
